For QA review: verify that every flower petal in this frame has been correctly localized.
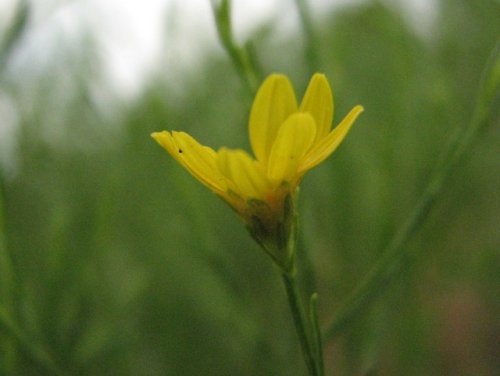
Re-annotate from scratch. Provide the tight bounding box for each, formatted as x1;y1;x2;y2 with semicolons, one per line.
249;74;298;165
299;73;334;144
267;113;317;184
298;105;363;174
151;131;227;195
216;148;270;200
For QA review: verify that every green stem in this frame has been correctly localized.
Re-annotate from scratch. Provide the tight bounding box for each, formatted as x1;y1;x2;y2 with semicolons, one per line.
324;39;500;341
210;0;261;96
282;271;321;376
309;293;324;375
0;0;29;74
272;191;323;374
294;0;320;74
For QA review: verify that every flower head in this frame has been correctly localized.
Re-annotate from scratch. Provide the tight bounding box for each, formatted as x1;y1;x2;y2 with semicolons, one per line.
152;73;363;269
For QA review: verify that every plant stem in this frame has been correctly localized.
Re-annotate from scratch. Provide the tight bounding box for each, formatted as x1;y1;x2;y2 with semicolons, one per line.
324;40;500;341
294;0;320;74
211;0;261;96
309;293;324;376
0;0;29;73
282;271;322;376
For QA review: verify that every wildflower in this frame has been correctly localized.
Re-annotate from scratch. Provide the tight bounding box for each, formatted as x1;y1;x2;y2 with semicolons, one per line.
152;73;363;270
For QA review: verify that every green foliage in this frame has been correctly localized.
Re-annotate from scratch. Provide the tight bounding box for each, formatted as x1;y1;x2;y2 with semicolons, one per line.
1;0;499;375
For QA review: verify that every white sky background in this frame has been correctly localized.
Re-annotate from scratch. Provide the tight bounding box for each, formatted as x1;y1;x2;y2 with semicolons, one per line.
0;0;436;97
82;0;371;94
0;0;323;96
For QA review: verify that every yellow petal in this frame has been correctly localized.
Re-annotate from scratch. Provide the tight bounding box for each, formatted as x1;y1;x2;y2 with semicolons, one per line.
299;73;334;143
298;105;363;174
216;148;270;200
267;113;317;183
249;74;298;165
151;131;227;195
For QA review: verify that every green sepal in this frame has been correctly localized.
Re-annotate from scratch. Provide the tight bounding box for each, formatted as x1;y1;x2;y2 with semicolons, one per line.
246;193;297;272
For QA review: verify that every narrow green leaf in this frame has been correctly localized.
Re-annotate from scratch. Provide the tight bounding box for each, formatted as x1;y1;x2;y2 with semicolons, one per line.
309;293;324;376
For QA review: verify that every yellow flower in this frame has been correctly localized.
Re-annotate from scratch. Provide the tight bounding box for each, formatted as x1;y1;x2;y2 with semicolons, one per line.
152;73;363;268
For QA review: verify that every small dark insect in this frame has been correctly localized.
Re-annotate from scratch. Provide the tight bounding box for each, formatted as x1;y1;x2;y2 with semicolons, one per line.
178;149;183;153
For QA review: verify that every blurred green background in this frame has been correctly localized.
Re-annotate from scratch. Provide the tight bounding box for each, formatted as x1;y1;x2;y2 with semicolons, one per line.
1;0;499;375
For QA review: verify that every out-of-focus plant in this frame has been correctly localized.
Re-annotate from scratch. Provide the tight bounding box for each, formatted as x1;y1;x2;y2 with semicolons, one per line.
1;0;498;375
0;0;29;73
